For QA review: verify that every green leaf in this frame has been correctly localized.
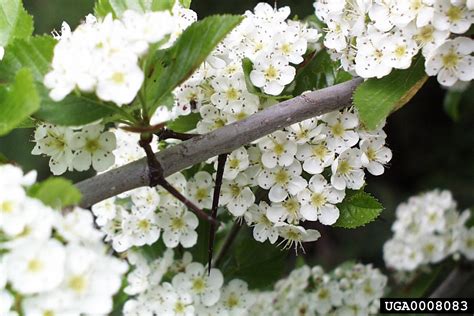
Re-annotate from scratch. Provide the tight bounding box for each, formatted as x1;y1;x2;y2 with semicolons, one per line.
95;0;176;18
145;15;243;114
219;227;286;290
354;56;428;130
0;152;8;164
167;112;201;132
0;36;56;83
334;190;384;229
293;50;352;96
0;0;34;47
242;58;262;95
443;90;464;121
34;88;117;126
28;177;82;208
179;0;191;8
0;68;40;136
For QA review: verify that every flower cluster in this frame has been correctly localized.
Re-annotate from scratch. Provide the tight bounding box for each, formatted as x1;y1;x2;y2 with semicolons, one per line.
314;0;474;86
249;263;387;315
44;3;195;105
0;164;128;315
384;189;474;271
32;123;116;175
123;250;255;315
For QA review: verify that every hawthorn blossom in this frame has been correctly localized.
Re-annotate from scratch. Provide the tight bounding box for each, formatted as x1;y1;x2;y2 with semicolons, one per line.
245;202;279;244
187;171;214;209
360;137;393;176
70;124;116;172
157;208;199;248
330;148;365;190
258;131;297;168
321;110;359;154
432;0;474;33
220;174;255;217
276;223;321;253
250;54;296;95
425;36;474;86
297;174;345;224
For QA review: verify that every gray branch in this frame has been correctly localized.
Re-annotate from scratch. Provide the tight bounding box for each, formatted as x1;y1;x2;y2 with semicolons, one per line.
76;78;363;208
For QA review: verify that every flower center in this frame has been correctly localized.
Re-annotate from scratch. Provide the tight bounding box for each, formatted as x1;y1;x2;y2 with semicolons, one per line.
318;288;329;299
442;51;459;68
273;143;285;155
394;45;406;58
311;193;327;207
331;122;345;137
226;294;240;308
195;188;208;201
230;184;242;197
192;277;206;293
171;217;185;230
264;65;279;80
226;88;240;101
85;139;100;153
447;6;462;22
228;158;240;169
138;219;151;231
274;169;289;184
0;200;14;213
366;147;377;161
43;310;55;316
337;160;352;175
174;301;186;313
68;275;87;293
111;72;125;84
416;26;434;43
27;259;43;273
312;144;328;158
281;43;293;54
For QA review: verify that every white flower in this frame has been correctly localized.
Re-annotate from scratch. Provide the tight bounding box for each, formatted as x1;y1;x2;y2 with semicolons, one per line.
130;187;161;213
245;202;279;244
220;174;255;217
267;196;303;224
250;54;296;95
298;174;345;224
273;25;308;64
121;206;161;250
425;37;474;86
459;226;474;260
160;283;195;316
432;0;474;34
31;124;75;175
5;239;66;294
287;118;323;144
258;131;297;168
197;105;229;133
257;161;307;203
389;0;434;28
221;147;250;180
408;22;450;58
210;75;259;112
55;207;104;243
158;208;199;248
188;171;214;209
354;30;393;79
220;279;256;316
330;148;365;190
321;110;359;154
296;139;335;175
172;262;224;306
360;137;392;175
70;124;116;172
91;196;118;226
276;223;321;252
384;31;419;69
313;281;343;314
96;53;145;105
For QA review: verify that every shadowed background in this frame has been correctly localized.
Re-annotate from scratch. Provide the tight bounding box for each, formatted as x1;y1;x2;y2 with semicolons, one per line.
1;0;473;285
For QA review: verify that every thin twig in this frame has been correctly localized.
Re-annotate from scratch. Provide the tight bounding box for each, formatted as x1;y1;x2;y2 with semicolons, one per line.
208;154;228;274
157;128;199;141
138;136;218;225
212;221;242;268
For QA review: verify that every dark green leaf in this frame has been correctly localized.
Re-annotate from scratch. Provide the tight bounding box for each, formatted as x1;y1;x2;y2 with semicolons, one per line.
0;0;34;47
242;58;263;95
0;152;8;164
334;190;383;229
145;15;243;114
219;227;287;290
28;177;82;208
354;56;428;130
0;68;40;136
167;112;201;132
34;88;117;126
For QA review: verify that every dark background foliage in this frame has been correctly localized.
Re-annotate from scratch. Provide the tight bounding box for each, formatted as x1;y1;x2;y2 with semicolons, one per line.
1;0;473;289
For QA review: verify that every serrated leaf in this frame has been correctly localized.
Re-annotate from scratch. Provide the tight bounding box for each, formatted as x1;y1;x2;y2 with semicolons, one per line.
145;15;243;114
334;190;383;229
167;112;201;132
0;0;34;47
0;36;56;83
28;177;82;208
0;68;40;136
94;0;176;18
354;56;428;130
